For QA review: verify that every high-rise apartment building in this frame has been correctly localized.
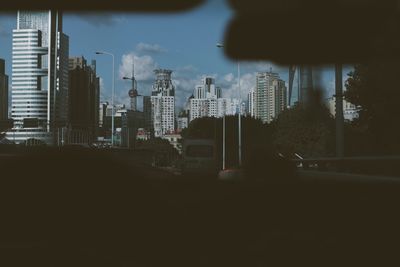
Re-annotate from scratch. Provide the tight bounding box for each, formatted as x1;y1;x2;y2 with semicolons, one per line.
7;11;69;144
0;59;9;121
247;87;255;117
190;98;217;121
189;77;243;122
254;71;287;123
150;69;175;137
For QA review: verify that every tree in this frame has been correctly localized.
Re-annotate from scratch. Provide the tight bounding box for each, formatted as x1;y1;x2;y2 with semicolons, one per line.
345;61;400;154
135;138;179;167
271;103;335;158
182;116;275;169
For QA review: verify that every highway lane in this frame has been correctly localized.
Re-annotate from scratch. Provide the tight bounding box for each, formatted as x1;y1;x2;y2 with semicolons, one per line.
1;149;400;266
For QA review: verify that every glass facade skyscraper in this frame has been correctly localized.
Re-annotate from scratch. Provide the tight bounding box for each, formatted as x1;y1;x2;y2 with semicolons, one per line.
7;11;69;144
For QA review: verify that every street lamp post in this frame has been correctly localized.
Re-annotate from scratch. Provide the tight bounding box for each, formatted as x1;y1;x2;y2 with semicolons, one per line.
335;64;344;158
216;43;226;170
217;43;242;167
96;51;115;147
123;60;142;150
237;62;242;166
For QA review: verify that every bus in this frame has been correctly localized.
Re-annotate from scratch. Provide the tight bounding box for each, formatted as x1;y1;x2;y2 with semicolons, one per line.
181;139;218;177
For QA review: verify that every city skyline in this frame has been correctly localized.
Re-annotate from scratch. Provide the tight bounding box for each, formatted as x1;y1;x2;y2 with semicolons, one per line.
0;0;350;112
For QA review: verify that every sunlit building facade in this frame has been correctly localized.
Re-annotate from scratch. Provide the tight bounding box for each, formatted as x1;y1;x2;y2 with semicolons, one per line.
150;69;175;137
254;71;287;123
7;11;69;144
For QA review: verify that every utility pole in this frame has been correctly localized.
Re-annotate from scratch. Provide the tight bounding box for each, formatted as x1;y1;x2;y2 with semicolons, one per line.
237;62;242;166
335;64;344;157
222;115;226;170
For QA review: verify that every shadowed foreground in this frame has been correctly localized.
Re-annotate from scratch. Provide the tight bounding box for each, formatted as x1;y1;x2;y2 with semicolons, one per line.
1;148;400;266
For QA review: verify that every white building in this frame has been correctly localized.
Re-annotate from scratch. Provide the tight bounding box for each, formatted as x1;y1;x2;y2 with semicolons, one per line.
190;98;217;121
189;77;243;122
161;133;182;154
7;11;69;144
216;98;242;117
150;69;175;137
177;116;188;132
194;77;221;99
151;96;175;137
253;71;287;123
327;96;360;121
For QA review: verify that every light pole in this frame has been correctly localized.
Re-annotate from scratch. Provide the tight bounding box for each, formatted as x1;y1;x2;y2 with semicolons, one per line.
335;64;344;158
237;61;242;166
96;51;115;147
216;43;242;167
216;43;226;170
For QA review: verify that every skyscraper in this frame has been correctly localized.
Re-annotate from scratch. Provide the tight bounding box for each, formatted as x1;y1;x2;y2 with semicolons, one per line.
0;59;8;121
247;87;255;117
254;71;287;123
8;11;69;144
68;56;100;143
150;69;175;137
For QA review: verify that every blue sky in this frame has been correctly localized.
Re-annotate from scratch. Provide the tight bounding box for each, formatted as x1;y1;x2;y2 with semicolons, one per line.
0;0;349;110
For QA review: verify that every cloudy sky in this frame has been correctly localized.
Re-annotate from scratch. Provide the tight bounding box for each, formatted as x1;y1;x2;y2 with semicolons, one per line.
0;0;348;111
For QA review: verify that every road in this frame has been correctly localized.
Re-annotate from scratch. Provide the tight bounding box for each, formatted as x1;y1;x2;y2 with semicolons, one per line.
1;148;400;266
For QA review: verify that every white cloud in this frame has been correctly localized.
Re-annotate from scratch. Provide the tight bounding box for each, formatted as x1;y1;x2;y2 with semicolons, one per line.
136;42;167;54
99;77;108;102
100;76;131;108
217;72;256;100
176;64;198;73
119;52;158;82
224;73;234;83
173;73;201;109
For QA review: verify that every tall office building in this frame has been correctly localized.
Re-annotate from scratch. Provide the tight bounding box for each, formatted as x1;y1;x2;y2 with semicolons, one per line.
7;11;69;144
0;59;8;121
150;69;175;137
254;71;287;123
143;96;152;132
68;56;100;142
